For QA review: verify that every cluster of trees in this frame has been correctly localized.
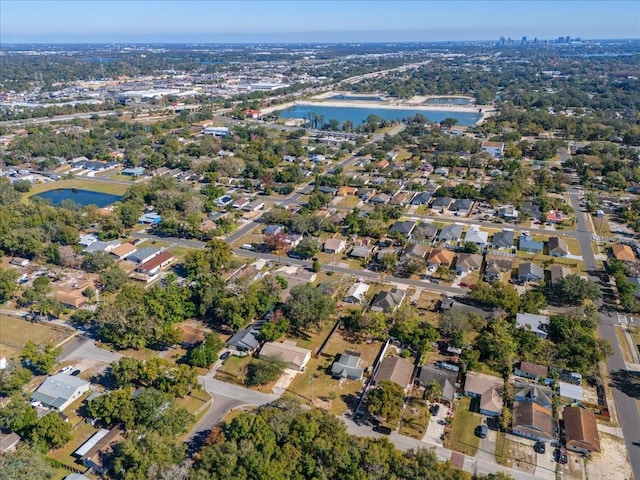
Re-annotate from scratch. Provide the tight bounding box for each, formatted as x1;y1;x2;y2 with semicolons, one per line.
108;356;198;397
0;395;72;452
190;399;474;480
607;259;639;312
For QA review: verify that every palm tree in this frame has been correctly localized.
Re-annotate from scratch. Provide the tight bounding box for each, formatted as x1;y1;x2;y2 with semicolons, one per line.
426;380;443;402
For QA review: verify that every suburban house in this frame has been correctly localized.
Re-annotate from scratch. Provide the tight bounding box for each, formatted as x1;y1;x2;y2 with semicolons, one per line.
411;223;438;242
227;326;261;352
0;432;20;453
547;264;573;285
451;199;474;215
78;234;98;247
403;243;429;260
242;200;266;212
611;243;636;262
498;206;519;221
74;426;124;474
511;401;555;442
389;220;417;237
416;364;458;405
518;262;544;282
337;186;358;196
373;356;414;391
427;248;456;268
563;407;601;454
370;193;391;204
264;225;284;236
514;361;548;381
411;192;433;205
138;212;162;224
455;253;483;274
127;247;160;265
350;245;373;260
491;230;515;249
432;197;453;211
434;166;450;177
259;340;311;371
390;192;412;206
514;383;553;408
136;250;174;277
484;257;513;282
109;242;137;260
9;257;30;267
438;224;463;242
344;282;370;304
558;382;584;403
519;234;544;253
83;240;121;254
331;351;364;381
463;371;504;416
464;227;488;246
323;238;347;254
548;237;570;257
31;374;91;411
481;141;505;158
516;313;550;338
370;288;406;313
121;167;145;177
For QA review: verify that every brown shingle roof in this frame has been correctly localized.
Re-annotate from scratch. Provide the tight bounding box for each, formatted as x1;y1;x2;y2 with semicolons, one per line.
563;407;601;453
513;401;554;438
427;248;456;267
611;244;636;262
374;357;414;389
516;361;548;378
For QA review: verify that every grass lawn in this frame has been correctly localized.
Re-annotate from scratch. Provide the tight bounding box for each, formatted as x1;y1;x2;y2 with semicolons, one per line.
443;396;482;456
594;216;613;236
0;315;72;359
215;354;252;387
399;396;430;439
48;422;99;469
25;178;130;198
176;391;209;415
495;432;510;466
338;195;362;209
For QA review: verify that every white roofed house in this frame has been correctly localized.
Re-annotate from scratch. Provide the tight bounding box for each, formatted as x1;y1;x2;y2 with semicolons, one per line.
481;141;505;158
259;340;312;371
344;282;370;304
324;238;347;254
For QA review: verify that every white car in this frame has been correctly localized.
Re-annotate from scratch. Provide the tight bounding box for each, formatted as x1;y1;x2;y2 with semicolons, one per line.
58;366;74;375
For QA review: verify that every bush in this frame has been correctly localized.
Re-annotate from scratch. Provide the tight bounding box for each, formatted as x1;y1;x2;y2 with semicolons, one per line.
245;355;286;386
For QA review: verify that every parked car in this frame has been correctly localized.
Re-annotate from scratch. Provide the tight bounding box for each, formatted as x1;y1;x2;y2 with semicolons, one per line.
475;425;488;439
534;442;546;454
373;425;392;435
430;404;441;416
58;366;74;375
220;351;231;361
554;448;568;464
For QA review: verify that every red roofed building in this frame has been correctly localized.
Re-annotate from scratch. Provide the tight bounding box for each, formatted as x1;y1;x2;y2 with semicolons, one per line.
136;251;174;276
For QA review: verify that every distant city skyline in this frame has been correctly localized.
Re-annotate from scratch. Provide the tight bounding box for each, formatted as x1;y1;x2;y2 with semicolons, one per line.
1;1;638;44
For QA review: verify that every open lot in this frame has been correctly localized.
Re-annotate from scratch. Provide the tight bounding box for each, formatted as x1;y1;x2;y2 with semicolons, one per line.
494;433;536;474
586;432;632;480
0;315;72;359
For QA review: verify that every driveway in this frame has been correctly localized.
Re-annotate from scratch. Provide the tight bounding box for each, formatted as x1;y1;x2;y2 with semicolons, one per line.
422;402;448;443
58;336;121;375
534;442;557;480
476;421;497;463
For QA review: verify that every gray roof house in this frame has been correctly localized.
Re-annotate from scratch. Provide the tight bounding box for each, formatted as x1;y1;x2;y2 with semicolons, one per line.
373;356;414;391
31;374;91;411
411;192;433;205
331;351;364;380
518;262;544;282
411;223;438;242
402;243;429;260
451;199;474;214
126;247;160;264
514;383;553;408
464;227;488;245
456;253;483;274
438;224;463;242
519;234;544;253
371;288;406;313
389;220;417;237
417;364;458;404
491;230;514;248
516;313;550;338
548;236;569;257
432;197;454;210
227;326;261;352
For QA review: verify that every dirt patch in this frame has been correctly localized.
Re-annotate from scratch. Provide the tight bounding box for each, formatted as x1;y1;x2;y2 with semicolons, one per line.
586;432;632;480
495;436;536;473
312;397;332;409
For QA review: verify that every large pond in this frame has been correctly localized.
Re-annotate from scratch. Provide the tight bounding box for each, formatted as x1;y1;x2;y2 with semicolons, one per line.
423;97;472;105
34;188;122;207
279;104;482;126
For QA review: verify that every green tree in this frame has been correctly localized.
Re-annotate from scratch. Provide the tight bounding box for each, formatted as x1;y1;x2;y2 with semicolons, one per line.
187;333;224;368
98;266;129;293
0;360;32;396
12;180;32;193
112;431;186;480
312;260;321;273
81;251;115;273
552;274;601;305
0;268;20;303
21;341;61;375
293;237;320;258
0;446;54;480
368;380;405;422
519;290;548;313
284;283;337;333
0;394;38;434
87;389;137;428
29;412;72;450
474;319;517;373
206;239;233;273
246;355;287;386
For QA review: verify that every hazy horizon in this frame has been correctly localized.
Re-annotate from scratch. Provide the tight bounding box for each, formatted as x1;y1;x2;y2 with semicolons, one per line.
1;1;638;44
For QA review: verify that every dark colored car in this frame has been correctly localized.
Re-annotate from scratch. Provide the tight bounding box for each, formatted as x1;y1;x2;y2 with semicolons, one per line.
373;425;392;435
475;425;488;439
70;369;82;377
534;442;546;454
554;448;568;464
430;404;440;416
220;351;231;361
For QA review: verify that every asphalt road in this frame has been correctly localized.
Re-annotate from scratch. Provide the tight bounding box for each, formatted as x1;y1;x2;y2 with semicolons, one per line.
567;186;640;479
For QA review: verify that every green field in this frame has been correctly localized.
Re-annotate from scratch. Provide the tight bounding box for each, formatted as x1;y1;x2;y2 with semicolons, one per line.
443;396;482;456
0;315;72;359
24;178;131;200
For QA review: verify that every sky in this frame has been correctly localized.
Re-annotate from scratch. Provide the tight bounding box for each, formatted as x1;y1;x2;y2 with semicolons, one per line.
1;1;639;44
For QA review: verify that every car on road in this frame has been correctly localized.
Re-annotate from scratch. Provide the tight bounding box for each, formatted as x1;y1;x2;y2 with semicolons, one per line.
373;425;392;435
431;278;441;284
534;441;546;454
